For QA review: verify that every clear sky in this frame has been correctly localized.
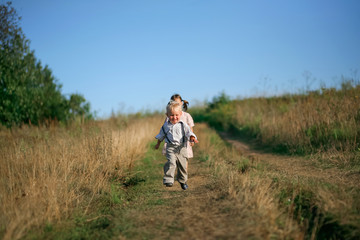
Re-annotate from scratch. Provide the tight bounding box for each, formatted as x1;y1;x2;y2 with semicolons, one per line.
10;0;360;117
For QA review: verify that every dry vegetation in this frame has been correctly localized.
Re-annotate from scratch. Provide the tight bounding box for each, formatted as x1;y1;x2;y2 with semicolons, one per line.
195;124;303;239
188;83;360;238
195;123;360;239
232;86;360;171
0;115;163;240
234;87;360;152
192;83;360;169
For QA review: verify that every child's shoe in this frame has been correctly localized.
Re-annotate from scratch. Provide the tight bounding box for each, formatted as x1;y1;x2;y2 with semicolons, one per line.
165;183;173;187
180;183;188;190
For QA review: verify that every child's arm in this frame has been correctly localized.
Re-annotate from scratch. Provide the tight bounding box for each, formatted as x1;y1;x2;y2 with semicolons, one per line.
155;124;167;149
182;121;198;146
186;113;196;144
154;139;162;149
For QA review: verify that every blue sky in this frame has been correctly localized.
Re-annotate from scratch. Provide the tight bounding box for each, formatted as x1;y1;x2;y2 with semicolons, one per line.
10;0;360;117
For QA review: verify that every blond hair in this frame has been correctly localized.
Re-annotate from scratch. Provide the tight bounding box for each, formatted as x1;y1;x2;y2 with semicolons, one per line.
166;101;182;115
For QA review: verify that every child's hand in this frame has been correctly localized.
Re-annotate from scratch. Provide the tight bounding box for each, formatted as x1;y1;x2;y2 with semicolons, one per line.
190;136;199;146
154;142;160;150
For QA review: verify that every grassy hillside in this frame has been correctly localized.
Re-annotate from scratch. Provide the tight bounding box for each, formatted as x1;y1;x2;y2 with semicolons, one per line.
190;82;360;169
195;124;360;239
189;85;360;238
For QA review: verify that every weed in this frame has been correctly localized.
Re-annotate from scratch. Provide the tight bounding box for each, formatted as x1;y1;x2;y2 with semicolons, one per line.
122;175;146;187
110;184;124;204
44;223;53;233
147;199;165;206
199;153;210;162
236;158;250;173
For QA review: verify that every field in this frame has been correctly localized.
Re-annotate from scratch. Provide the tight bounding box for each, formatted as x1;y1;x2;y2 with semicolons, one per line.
0;115;163;239
1;84;360;239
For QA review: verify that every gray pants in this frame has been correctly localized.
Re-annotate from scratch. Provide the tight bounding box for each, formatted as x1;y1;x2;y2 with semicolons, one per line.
163;144;188;184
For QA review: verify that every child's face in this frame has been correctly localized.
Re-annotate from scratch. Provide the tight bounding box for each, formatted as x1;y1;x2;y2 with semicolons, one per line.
168;109;182;124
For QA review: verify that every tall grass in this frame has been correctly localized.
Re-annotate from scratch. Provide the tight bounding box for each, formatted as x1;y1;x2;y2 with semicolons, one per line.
234;87;360;151
191;83;360;167
195;123;360;239
0;115;163;240
195;123;303;239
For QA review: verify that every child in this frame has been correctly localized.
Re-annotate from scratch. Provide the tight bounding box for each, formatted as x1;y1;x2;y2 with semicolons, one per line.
155;101;198;190
162;94;196;160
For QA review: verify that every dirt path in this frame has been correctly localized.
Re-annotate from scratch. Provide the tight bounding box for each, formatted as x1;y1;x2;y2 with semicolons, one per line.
166;159;247;239
219;132;360;188
130;158;245;239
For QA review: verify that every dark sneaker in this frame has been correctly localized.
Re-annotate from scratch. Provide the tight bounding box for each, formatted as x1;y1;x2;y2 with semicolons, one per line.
180;183;188;190
165;183;173;187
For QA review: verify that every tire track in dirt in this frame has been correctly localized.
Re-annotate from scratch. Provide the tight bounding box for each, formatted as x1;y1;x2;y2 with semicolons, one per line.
219;132;360;188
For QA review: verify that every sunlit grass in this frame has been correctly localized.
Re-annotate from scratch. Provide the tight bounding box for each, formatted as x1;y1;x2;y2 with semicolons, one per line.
195;123;360;239
191;82;360;169
0;115;163;240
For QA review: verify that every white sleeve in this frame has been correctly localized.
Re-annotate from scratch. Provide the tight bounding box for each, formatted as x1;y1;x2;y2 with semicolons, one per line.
183;122;197;140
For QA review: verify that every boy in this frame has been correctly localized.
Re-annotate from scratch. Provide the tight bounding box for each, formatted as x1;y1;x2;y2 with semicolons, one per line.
155;101;198;190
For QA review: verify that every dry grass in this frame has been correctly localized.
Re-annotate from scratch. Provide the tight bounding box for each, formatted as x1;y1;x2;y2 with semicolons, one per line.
234;87;360;153
190;85;360;169
0;115;163;240
195;123;360;239
195;123;303;239
189;85;360;238
192;85;360;169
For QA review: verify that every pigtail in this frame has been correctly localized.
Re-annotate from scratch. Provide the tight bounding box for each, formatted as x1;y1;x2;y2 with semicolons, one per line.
170;93;189;111
182;100;189;111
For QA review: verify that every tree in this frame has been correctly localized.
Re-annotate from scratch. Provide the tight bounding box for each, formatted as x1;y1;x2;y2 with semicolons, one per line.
0;2;92;127
0;1;22;44
68;93;92;121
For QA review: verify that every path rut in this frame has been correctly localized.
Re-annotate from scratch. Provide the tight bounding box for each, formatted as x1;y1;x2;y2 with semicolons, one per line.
219;132;360;188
